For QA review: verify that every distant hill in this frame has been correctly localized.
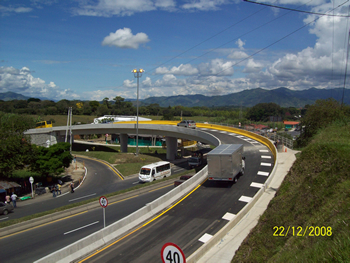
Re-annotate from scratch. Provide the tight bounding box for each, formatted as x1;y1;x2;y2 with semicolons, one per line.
0;91;31;101
1;88;348;107
140;88;349;108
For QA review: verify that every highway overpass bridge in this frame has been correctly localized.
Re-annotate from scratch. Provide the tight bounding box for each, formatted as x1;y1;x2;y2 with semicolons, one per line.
24;121;275;162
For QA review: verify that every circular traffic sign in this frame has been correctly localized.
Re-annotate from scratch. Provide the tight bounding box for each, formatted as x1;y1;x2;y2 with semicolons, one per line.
99;196;108;208
29;177;34;184
161;242;186;263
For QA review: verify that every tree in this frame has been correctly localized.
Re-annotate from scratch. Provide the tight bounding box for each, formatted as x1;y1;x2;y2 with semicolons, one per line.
89;101;100;114
103;97;110;109
246;103;283;122
296;98;347;147
0;112;36;178
113;96;125;109
31;142;72;177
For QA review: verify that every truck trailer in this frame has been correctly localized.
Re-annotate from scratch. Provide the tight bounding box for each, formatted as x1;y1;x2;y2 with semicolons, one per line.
207;144;245;183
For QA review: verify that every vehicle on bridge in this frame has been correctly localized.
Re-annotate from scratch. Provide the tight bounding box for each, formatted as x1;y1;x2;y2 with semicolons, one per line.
35;120;52;129
207;144;245;183
177;120;196;129
139;161;171;183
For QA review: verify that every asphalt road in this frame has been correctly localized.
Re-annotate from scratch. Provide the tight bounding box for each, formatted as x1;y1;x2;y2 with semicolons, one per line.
0;129;274;263
78;130;274;263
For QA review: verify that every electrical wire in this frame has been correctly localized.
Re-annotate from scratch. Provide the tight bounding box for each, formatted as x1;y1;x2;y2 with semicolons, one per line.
243;0;350;17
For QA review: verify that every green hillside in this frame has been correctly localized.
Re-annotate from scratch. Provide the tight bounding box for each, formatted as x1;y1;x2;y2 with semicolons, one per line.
232;122;350;262
141;88;349;108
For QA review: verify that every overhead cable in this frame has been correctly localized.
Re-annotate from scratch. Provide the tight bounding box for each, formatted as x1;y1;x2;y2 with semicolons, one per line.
243;0;350;17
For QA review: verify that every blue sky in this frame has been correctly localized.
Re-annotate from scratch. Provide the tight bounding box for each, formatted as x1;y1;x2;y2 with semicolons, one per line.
1;0;349;101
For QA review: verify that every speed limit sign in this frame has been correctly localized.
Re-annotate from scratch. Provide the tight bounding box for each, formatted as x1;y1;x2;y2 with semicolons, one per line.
99;196;108;208
161;242;186;263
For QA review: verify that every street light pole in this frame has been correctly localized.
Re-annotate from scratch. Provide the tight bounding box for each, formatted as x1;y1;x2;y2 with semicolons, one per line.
132;69;144;156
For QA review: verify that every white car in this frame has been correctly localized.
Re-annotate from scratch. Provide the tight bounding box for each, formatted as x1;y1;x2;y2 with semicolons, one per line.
177;120;196;129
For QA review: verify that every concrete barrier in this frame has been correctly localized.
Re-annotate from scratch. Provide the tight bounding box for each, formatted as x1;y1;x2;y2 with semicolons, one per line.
34;167;208;263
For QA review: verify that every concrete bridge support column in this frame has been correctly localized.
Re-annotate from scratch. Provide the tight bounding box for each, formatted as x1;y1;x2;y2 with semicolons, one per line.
166;137;178;161
120;133;128;153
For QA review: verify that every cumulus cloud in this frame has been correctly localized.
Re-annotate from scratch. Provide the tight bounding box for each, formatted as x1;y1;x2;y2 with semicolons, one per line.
198;59;235;76
243;59;264;73
102;28;150;49
74;0;176;17
228;50;249;60
155;64;198;75
181;0;228;11
123;79;137;88
0;66;79;100
0;5;33;15
236;39;245;49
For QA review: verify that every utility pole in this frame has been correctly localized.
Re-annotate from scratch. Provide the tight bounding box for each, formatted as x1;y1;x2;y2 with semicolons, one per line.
132;69;144;156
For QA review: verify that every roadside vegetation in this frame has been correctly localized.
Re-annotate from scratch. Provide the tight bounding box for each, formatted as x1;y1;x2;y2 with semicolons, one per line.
72;147;168;176
232;100;350;262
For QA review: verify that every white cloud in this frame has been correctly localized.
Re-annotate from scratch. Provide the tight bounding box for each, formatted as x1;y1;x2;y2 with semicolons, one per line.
0;5;33;15
243;59;264;73
198;58;234;76
228;50;249;60
155;64;198;75
102;28;150;49
236;38;245;49
75;0;176;17
181;0;228;11
0;66;79;100
123;79;137;88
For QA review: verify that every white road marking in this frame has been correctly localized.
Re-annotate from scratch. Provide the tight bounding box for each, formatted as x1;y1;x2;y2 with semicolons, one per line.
69;193;96;202
259;149;269;152
261;162;272;167
222;212;236;221
199;233;213;243
250;182;264;188
258;171;269;176
0;217;9;221
64;221;99;235
239;196;253;203
261;155;272;159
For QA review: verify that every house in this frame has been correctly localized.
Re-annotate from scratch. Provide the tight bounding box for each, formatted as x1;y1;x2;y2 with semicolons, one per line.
283;121;300;129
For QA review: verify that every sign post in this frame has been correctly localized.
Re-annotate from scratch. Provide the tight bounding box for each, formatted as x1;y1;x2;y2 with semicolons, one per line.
29;177;34;198
99;196;108;228
161;242;186;263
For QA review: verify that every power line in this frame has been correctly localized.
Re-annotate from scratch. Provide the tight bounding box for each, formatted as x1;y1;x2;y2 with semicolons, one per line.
243;0;350;17
197;0;350;81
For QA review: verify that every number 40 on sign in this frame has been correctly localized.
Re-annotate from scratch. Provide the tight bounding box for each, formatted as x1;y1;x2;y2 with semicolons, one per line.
161;242;186;263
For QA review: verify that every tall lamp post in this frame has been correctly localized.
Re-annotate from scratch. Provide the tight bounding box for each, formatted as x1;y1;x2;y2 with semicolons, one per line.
132;68;144;156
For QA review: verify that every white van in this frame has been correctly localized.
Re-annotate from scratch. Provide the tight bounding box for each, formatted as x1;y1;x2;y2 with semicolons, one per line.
139;161;171;183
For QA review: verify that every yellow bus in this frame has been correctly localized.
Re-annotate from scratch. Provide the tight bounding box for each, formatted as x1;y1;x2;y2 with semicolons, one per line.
35;121;53;129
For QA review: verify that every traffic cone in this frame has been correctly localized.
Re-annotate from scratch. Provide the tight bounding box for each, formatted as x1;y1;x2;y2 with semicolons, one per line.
285;147;287;152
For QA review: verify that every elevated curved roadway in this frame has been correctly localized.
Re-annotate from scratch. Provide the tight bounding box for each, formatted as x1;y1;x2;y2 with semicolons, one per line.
23;122;277;263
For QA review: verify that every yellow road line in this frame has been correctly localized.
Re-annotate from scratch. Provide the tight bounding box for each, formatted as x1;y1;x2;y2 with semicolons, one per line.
109;195;139;205
79;183;204;262
148;183;174;192
79;156;124;180
0;211;88;240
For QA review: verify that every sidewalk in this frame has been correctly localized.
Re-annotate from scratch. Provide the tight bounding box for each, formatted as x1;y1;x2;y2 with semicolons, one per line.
18;161;86;205
195;148;299;263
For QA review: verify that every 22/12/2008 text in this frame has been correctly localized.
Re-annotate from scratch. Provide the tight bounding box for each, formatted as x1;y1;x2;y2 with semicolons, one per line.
273;226;332;237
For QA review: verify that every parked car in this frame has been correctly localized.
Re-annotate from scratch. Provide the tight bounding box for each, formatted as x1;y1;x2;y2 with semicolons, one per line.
0;201;14;215
177;120;196;129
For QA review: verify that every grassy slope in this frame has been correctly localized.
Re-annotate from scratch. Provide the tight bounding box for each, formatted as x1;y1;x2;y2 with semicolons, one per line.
232;123;350;262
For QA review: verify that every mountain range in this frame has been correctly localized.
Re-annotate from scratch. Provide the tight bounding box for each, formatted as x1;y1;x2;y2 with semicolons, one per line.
0;88;349;108
140;87;349;108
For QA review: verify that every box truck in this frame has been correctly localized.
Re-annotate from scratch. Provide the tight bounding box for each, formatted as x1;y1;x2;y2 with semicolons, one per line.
207;144;245;183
